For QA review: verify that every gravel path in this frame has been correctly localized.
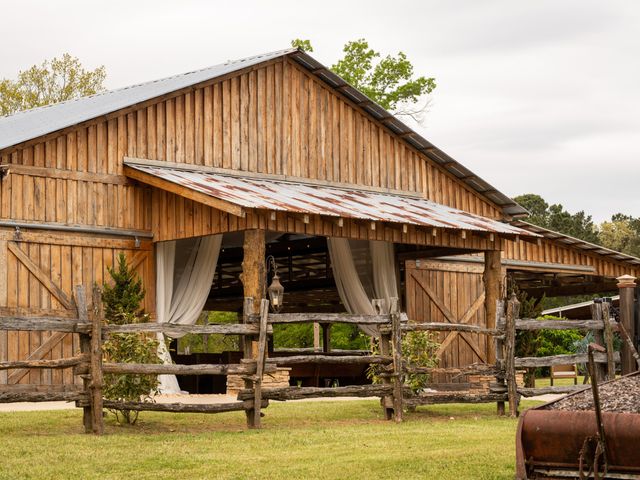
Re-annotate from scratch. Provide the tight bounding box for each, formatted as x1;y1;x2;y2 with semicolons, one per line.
546;374;640;414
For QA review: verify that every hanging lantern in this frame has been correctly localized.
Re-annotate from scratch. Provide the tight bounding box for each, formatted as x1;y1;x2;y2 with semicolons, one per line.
266;256;284;312
268;272;284;312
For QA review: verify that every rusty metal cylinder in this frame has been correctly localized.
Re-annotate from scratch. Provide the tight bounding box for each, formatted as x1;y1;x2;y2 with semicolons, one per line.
516;409;640;478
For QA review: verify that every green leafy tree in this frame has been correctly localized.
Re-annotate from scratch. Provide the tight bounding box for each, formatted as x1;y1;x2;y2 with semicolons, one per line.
514;193;600;244
102;253;159;425
291;38;436;121
0;53;106;116
599;214;640;258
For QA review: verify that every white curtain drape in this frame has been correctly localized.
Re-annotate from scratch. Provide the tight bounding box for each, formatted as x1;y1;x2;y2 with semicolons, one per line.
155;234;222;393
327;238;398;336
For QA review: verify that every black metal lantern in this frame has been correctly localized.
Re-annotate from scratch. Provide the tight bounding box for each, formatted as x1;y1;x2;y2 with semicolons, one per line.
266;256;284;312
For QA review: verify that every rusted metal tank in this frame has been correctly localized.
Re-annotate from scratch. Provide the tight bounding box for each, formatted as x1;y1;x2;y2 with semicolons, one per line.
516;372;640;479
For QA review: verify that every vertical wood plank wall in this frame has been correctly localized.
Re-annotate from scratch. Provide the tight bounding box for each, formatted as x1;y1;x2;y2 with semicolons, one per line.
0;57;504;235
406;260;487;384
502;237;638;279
0;229;154;386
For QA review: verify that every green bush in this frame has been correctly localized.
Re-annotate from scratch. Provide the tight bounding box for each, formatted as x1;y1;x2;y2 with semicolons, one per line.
102;253;159;425
368;331;439;394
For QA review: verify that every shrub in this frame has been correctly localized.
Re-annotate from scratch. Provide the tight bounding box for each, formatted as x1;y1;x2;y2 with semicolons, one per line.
102;253;159;425
367;331;439;394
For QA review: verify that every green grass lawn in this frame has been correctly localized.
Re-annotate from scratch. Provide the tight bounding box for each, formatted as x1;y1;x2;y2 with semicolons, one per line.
534;375;585;388
0;400;542;480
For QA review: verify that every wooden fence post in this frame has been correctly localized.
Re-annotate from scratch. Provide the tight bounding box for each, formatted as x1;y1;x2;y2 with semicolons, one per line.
390;297;403;423
374;299;393;420
75;285;92;433
494;299;506;416
590;301;607;382
601;301;615;380
252;299;269;429
617;275;637;375
90;285;104;435
242;297;256;428
505;293;520;418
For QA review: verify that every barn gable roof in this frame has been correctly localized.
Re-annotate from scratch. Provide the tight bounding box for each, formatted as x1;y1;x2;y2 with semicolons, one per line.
0;48;527;217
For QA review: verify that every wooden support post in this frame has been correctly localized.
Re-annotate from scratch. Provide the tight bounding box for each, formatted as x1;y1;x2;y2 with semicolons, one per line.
505;294;519;418
321;323;331;353
378;326;394;420
90;286;104;435
494;299;506;416
590;301;607;382
252;299;269;429
390;297;403;422
241;229;266;428
601;301;615;380
75;285;92;433
313;322;320;351
617;275;637;374
484;250;501;365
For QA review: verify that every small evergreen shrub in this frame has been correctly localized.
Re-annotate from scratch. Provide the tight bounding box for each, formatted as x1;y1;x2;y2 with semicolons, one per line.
102;253;160;425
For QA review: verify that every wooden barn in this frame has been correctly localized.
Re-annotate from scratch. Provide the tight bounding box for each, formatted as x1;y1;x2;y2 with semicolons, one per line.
0;47;637;396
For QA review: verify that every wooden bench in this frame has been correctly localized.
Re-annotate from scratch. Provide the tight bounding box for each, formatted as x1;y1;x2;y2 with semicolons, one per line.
550;364;577;386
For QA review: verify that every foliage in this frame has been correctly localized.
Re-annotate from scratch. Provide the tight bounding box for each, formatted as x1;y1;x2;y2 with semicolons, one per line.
514;193;600;244
329;324;369;350
273;323;369;350
102;323;160;425
291;38;313;52
367;331;439;393
177;311;239;354
599;214;640;257
517;314;582;378
0;53;106;116
102;253;145;324
291;38;436;121
102;253;159;425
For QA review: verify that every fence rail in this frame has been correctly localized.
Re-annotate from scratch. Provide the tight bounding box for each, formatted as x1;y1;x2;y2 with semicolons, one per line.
0;286;625;431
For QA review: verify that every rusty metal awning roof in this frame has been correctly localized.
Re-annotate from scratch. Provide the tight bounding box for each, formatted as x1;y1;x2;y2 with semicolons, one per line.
125;160;536;237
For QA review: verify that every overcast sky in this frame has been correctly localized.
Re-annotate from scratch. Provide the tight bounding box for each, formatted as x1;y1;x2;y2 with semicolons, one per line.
2;1;638;222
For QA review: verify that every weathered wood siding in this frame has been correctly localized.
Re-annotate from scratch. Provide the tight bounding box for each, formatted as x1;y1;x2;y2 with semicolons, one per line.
150;191;502;247
0;57;503;237
0;229;154;386
406;260;489;384
503;237;639;279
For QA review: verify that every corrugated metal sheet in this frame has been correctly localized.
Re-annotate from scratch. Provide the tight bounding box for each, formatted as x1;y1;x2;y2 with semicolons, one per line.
0;48;527;218
512;220;640;266
126;162;536;237
0;49;296;151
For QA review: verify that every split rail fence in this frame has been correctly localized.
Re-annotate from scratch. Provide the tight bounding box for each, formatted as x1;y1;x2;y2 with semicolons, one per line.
1;286;626;432
502;294;624;417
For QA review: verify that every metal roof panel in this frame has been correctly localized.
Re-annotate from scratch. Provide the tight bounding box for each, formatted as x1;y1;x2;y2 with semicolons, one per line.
125;162;536;237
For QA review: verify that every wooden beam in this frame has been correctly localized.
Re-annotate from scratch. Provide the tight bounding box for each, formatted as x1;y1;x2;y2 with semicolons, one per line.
237;384;393;401
484;250;502;364
99;362;277;376
7;242;74;310
515;318;617;331
6;332;68;384
103;322;268;336
123;165;245;217
265;355;391;366
617;275;637;375
241;229;266;429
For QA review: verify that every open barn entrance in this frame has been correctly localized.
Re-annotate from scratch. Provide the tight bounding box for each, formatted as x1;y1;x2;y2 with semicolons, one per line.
167;231;483;394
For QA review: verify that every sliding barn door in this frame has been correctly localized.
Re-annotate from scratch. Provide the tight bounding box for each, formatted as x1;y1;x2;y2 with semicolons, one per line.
405;259;488;385
0;230;154;387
